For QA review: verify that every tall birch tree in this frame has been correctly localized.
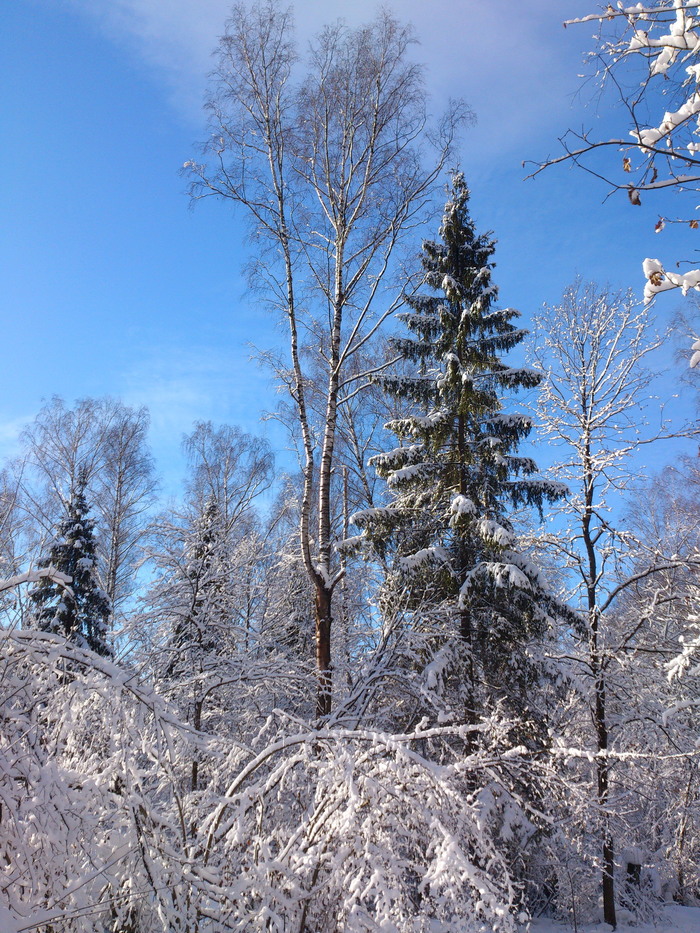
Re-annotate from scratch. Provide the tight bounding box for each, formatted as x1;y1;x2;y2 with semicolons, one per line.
187;1;462;716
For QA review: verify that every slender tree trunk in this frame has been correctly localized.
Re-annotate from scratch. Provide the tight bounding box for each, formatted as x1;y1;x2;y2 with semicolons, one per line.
675;764;695;901
315;583;333;718
583;437;616;929
594;666;615;928
456;406;477;751
192;697;203;793
459;607;477;756
105;476;123;617
313;252;345;718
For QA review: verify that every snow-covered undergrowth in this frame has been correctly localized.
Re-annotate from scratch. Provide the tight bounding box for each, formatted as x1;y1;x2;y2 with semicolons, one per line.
0;628;547;932
532;903;700;933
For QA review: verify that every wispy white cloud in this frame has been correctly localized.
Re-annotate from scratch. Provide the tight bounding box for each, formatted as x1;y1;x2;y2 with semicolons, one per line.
118;342;282;493
66;0;227;118
122;343;271;429
67;0;588;153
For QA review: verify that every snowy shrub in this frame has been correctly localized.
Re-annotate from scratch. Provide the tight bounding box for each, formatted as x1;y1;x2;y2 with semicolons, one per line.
0;629;207;933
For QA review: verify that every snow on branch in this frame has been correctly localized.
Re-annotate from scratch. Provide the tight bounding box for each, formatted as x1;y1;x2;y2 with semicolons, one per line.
667;613;700;680
535;1;700;327
0;566;72;594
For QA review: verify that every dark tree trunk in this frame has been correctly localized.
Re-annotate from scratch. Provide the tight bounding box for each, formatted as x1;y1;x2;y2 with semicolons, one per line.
583;437;616;930
315;583;332;719
595;674;616;929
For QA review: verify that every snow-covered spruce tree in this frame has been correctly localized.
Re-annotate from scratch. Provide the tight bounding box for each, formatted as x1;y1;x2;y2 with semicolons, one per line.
19;397;157;624
28;469;111;656
355;172;565;733
149;493;259;801
350;174;568;921
162;499;229;701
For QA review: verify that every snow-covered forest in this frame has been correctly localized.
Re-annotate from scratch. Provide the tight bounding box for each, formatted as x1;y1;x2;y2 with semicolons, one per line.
3;2;700;931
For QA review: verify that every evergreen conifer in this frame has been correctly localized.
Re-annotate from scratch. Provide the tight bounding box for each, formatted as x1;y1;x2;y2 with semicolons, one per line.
29;469;111;656
164;496;228;686
355;172;565;726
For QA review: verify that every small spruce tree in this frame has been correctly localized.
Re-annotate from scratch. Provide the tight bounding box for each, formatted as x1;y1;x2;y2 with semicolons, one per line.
29;469;111;656
355;172;565;729
164;497;225;683
143;493;269;789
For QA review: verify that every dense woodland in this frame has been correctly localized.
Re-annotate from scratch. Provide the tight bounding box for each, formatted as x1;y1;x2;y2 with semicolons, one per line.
3;3;700;932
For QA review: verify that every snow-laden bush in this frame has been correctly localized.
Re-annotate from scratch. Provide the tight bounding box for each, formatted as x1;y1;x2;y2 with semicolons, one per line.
0;629;205;933
1;621;541;932
196;713;539;933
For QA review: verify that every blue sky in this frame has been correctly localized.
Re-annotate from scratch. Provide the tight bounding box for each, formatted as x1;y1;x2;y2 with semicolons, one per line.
2;0;697;492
